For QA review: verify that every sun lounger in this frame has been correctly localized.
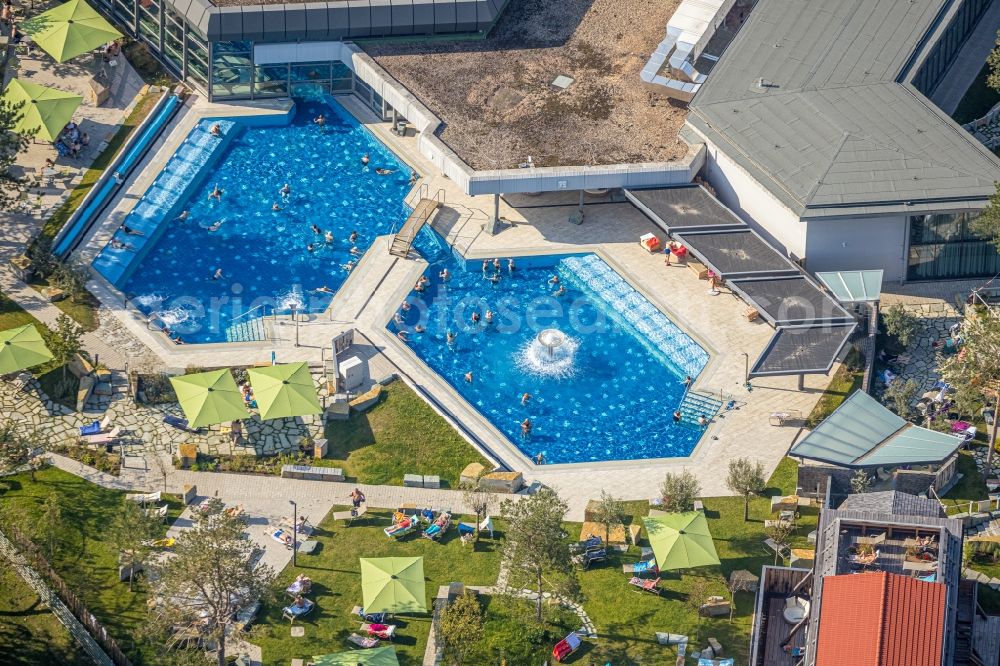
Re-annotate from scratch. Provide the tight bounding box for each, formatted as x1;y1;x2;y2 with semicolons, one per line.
280;516;313;537
163;414;196;432
332;505;367;526
384;516;419;539
127;491;162;504
570;535;603;554
286;578;312;597
360;623;397;640
350;606;387;624
628;576;661;594
422;512;451;540
146;504;168;521
573;548;607;569
623;560;659;576
272;529;295;548
281;598;315;623
79;415;112;436
552;631;582;663
83;426;121;445
458;515;494;538
347;633;379;649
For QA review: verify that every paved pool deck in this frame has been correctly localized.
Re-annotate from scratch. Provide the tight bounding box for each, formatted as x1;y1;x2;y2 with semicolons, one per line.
75;92;832;501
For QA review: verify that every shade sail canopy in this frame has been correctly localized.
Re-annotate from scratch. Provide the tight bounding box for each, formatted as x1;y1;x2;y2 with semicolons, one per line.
816;270;884;303
312;647;399;666
790;390;964;468
729;275;852;325
749;323;856;378
360;557;426;614
674;229;800;277
643;512;720;571
1;80;82;142
169;369;247;428
22;0;122;62
624;185;748;232
247;362;322;420
0;324;53;374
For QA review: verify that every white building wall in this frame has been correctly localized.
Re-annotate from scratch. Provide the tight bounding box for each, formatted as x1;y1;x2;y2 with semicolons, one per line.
804;215;908;282
699;138;808;260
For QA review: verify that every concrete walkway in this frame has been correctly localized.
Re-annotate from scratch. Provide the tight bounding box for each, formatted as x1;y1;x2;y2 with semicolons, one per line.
929;1;1000;115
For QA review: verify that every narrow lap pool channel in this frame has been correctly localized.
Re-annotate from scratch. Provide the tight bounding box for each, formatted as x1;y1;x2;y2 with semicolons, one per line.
97;98;413;343
388;232;711;464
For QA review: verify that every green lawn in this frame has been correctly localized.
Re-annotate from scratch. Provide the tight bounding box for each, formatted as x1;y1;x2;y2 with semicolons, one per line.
29;279;102;332
0;291;41;330
255;458;814;665
0;293;79;407
0;467;183;665
0;566;90;665
321;382;491;487
952;63;1000;125
941;448;989;515
250;507;504;665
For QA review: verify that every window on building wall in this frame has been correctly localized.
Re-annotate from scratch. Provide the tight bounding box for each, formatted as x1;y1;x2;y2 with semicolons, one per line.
254;65;290;96
113;0;134;29
162;10;184;74
187;32;209;86
211;41;253;99
907;213;1000;280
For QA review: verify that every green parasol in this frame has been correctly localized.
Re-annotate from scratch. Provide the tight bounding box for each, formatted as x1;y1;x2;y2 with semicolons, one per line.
247;362;322;420
311;647;399;666
643;512;721;571
22;0;122;63
359;557;426;614
1;79;83;142
169;369;248;428
0;324;53;375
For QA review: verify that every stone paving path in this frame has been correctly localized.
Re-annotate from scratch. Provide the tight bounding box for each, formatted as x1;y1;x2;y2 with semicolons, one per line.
0;529;114;666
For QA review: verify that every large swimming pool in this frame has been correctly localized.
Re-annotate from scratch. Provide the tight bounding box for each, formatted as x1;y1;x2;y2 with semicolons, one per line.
389;233;711;464
100;98;413;343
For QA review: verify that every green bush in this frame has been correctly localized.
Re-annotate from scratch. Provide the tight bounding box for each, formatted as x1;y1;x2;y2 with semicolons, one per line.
883;304;920;348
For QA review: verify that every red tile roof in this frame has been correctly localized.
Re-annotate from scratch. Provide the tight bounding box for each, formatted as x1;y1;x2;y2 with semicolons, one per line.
815;572;946;666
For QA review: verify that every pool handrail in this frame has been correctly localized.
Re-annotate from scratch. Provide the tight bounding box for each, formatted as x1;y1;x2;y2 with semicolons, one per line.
52;88;186;259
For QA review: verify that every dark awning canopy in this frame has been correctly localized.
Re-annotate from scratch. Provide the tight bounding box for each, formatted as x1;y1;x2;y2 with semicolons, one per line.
624;185;748;232
674;229;800;277
728;275;853;325
749;323;856;377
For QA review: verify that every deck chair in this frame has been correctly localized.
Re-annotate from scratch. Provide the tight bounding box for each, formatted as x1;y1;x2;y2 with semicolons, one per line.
281;598;314;623
573;548;607;569
347;633;379;649
163;414;195;432
570;535;603;554
79;415;112;436
360;623;396;640
127;491;161;504
350;606;387;624
83;426;121;445
628;576;661;594
146;504;168;521
623;560;659;576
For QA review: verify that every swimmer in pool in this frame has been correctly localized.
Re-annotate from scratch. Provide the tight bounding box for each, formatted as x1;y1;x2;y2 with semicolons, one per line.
350;246;362;256
211;268;224;280
121;224;144;236
311;224;321;234
176;210;189;222
521;392;531;406
464;372;473;383
342;261;355;272
397;330;408;342
314;114;325;126
554;285;566;297
446;331;456;347
507;258;515;273
482;259;489;274
548;275;559;285
324;231;334;243
313;285;334;294
210;123;221;136
375;168;396;176
521;418;532;436
401;300;411;311
349;230;358;243
471;312;480;324
205;219;224;232
173;335;185;344
439;268;450;281
409;172;418;185
110;239;134;250
272;202;281;212
414;324;425;333
492;257;500;271
393;313;404;325
306;243;315;253
488;273;501;285
208;184;223;201
361;153;370;166
485;310;494;325
280;183;291;199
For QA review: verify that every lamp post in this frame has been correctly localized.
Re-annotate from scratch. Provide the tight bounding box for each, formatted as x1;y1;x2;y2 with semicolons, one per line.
741;352;749;388
289;499;298;567
290;303;300;347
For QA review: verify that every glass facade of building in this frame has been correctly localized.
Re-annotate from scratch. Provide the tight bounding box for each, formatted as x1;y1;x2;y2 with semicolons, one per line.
912;0;991;95
907;212;1000;280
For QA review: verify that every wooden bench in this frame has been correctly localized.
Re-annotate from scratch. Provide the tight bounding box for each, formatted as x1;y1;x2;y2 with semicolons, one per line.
687;260;708;280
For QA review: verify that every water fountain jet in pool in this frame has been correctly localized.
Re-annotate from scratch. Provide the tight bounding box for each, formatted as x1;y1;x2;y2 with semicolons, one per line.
516;328;578;379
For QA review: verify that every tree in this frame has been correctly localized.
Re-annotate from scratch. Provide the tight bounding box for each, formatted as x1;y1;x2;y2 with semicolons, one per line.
940;313;1000;473
850;469;872;495
150;451;171;493
149;510;274;666
439;592;484;665
0;99;33;211
38;491;64;559
726;457;766;522
110;501;161;591
883;304;919;348
971;184;1000;254
765;520;795;565
50;261;91;303
0;423;31;476
591;490;625;545
26;235;57;279
660;470;701;513
499;489;576;622
48;313;83;380
460;482;497;543
988;29;1000;93
884;378;919;419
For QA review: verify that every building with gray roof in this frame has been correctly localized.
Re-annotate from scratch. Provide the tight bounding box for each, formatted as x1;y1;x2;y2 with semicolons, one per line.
839;490;946;518
685;0;1000;282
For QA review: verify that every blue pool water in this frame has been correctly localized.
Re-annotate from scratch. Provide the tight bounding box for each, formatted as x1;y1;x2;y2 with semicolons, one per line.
112;98;413;343
389;233;710;464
